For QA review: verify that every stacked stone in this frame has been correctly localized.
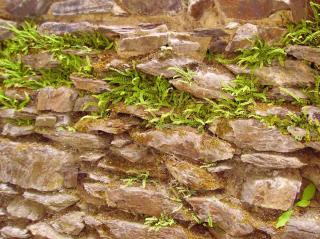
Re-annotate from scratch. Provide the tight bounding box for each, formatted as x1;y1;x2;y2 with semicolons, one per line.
0;1;319;239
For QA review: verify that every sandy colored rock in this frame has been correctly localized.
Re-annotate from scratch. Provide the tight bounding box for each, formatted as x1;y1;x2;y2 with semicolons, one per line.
0;138;76;191
71;74;111;93
39;21;95;35
119;0;183;15
37;87;78;113
105;183;187;220
166;159;223;190
36;129;109;149
240;153;305;169
22;52;59;69
133;126;234;162
51;211;85;236
187;196;254;236
28;222;73;239
7;197;46;221
226;23;259;51
73;95;99;112
0;225;30;239
301;166;320;191
137;57;197;78
35;114;57;127
213;119;304;153
110;143;149;163
23;191;79;211
50;0;126;16
241;169;302;211
286;45;320;65
2;123;34;137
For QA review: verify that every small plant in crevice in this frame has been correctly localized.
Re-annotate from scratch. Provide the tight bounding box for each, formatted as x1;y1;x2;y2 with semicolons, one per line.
276;183;317;228
6;118;35;126
282;1;320;46
121;171;151;188
215;39;286;69
169;66;196;84
144;214;176;231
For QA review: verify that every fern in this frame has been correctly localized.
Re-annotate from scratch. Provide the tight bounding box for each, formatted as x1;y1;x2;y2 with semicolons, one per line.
144;214;175;231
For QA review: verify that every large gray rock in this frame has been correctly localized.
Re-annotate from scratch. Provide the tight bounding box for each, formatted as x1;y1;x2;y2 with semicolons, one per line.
212;119;304;153
104;219;188;239
50;211;85;236
23;191;79;211
36;129;109;149
137;57;197;78
37;87;78;113
0;138;76;191
286;45;320;65
241;169;302;211
166;159;223;190
119;0;183;15
187;196;254;236
132;126;234;162
7;197;46;221
50;0;126;16
240;153;305;169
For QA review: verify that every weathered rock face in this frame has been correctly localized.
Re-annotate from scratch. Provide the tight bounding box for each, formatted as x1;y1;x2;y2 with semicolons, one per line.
240;153;306;169
166;159;223;190
241;168;302;210
0;138;76;191
215;0;289;20
187;196;254;236
132;126;234;162
104;219;188;239
37;87;78;113
105;182;187;220
50;0;126;16
213;119;304;152
119;0;183;15
1;1;319;239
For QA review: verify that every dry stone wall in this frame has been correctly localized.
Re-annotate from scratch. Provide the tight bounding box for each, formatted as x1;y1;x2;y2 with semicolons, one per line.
0;0;320;239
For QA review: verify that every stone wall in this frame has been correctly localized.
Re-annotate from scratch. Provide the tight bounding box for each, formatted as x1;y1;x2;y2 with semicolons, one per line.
0;0;320;239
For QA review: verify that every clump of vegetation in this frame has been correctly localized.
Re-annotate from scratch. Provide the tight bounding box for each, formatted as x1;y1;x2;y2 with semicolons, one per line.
0;22;112;90
282;1;320;46
216;39;286;69
6;118;34;126
0;89;30;110
144;214;176;231
122;171;151;188
276;183;317;228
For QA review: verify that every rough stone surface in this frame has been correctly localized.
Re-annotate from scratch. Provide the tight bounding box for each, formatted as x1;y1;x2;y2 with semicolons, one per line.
104;219;188;239
0;225;30;239
37;87;78;113
23;191;79;211
5;0;53;18
286;45;320;65
39;21;95;35
0;138;76;191
110;143;149;163
50;211;85;236
226;23;259;51
213;119;305;152
187;196;254;236
132;126;234;162
35;115;57;127
166;159;223;190
0;19;16;40
22;52;59;69
241;168;302;210
188;0;213;19
50;0;127;16
36;129;109;149
105;182;187;220
2;123;34;137
28;222;73;239
7;197;46;221
137;57;197;78
71;74;111;93
119;0;183;15
240;153;306;169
